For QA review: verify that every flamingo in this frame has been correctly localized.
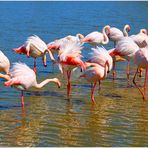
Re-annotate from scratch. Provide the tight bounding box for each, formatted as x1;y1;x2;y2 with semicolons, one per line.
0;50;11;81
109;37;139;81
130;29;148;48
47;33;84;55
81;25;110;46
13;35;55;73
57;40;85;97
133;47;148;100
4;62;61;107
108;24;131;47
87;46;113;89
79;61;109;103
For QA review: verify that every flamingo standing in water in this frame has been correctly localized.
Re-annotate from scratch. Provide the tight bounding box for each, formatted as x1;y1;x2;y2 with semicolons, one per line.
133;47;148;100
79;61;109;103
130;29;148;48
87;46;113;89
81;25;110;47
109;37;139;82
57;40;85;97
0;50;11;80
107;24;130;79
13;35;55;73
4;62;61;107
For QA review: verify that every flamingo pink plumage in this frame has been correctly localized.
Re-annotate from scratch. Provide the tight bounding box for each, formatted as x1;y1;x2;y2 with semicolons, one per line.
133;47;148;100
109;37;139;81
57;40;85;97
79;61;109;102
81;25;110;46
13;35;55;73
4;62;61;107
0;50;11;81
108;24;131;46
130;29;148;48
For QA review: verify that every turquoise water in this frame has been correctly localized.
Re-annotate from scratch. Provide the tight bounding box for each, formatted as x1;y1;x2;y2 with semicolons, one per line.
0;2;148;147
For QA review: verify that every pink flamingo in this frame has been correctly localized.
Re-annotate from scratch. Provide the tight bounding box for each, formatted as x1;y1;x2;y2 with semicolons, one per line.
87;46;113;89
130;29;148;48
13;35;55;73
133;47;148;100
108;24;131;47
57;40;85;97
81;25;110;46
109;37;139;81
0;50;10;80
79;61;109;103
4;62;61;108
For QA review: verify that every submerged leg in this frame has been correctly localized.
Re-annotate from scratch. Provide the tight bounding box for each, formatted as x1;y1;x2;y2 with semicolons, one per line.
91;82;97;103
143;69;148;100
67;70;72;97
126;60;130;83
133;68;146;100
98;80;101;91
112;61;116;80
21;90;24;108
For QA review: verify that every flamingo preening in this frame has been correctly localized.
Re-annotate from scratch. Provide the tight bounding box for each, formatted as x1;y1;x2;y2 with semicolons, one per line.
13;35;55;73
108;24;131;47
81;25;110;46
133;47;148;100
57;40;85;97
130;28;148;48
4;62;61;108
109;37;139;81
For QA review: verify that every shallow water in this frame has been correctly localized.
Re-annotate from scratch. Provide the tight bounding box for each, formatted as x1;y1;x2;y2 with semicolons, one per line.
0;1;148;147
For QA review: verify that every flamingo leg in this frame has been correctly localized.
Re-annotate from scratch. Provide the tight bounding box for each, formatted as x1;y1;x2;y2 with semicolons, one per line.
133;68;146;100
98;80;101;91
143;69;148;99
34;58;37;73
21;90;24;108
67;70;72;97
126;60;130;82
91;82;97;103
112;61;116;80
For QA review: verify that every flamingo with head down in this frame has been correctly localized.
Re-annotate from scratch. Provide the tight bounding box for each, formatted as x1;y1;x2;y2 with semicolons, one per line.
13;35;55;73
79;61;109;103
57;40;85;97
4;62;61;108
133;47;148;100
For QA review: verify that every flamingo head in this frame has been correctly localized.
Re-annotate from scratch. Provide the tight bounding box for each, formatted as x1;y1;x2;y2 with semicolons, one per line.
140;29;147;35
125;24;131;32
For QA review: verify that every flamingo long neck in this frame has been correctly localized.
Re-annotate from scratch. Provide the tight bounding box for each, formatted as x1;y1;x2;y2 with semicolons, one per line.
102;61;109;79
44;49;55;61
0;73;10;81
34;78;60;89
102;25;110;45
123;25;130;37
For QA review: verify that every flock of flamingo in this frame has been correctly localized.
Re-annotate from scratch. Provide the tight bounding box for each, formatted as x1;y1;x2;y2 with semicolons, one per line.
0;24;148;107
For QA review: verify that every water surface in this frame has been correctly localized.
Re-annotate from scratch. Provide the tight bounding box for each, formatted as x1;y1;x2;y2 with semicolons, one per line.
0;2;148;147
